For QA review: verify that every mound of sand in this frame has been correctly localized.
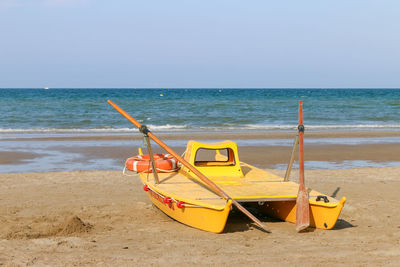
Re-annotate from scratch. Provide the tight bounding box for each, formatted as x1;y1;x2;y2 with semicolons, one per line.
4;215;93;240
58;216;93;235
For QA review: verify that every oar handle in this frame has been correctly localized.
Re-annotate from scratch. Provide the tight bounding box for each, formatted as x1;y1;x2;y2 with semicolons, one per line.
108;100;142;128
298;101;305;186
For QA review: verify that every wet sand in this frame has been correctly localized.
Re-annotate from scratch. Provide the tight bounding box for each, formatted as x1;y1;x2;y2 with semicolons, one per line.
1;130;400;171
1;167;400;266
50;142;400;169
0;151;39;165
3;130;400;142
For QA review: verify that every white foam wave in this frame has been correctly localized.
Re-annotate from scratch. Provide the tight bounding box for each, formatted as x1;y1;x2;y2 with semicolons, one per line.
1;124;400;134
0;124;189;134
236;124;400;130
241;124;297;130
306;124;400;129
145;124;189;130
0;128;136;133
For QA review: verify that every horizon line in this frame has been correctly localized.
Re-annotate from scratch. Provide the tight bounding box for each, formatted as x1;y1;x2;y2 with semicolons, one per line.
1;87;400;90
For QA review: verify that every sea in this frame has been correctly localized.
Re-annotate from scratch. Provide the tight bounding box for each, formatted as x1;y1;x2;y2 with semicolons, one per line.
1;88;400;135
1;88;400;173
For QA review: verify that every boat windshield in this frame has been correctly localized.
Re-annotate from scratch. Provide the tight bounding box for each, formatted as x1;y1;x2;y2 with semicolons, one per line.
194;148;236;166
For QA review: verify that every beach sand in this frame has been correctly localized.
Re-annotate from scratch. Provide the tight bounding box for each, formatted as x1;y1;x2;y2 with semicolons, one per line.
1;131;400;266
1;167;400;266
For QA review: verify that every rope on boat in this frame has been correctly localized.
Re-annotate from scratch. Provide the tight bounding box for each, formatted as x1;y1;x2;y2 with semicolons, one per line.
122;166;177;176
122;166;137;176
123;149;185;177
142;183;204;208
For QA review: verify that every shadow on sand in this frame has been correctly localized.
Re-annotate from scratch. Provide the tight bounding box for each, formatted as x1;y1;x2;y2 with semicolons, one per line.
332;219;356;230
222;205;355;233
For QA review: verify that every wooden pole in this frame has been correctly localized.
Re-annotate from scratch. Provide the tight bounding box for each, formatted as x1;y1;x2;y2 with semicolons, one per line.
296;100;310;232
107;100;269;232
284;134;299;182
143;135;160;184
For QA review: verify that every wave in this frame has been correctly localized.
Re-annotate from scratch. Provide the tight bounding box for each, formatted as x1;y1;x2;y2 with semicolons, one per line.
1;124;400;134
146;124;189;130
306;124;400;129
0;124;189;134
0;128;134;133
241;124;400;130
201;124;400;131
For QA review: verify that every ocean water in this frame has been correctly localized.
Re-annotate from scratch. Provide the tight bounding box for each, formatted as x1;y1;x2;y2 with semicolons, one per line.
1;88;400;172
1;88;400;135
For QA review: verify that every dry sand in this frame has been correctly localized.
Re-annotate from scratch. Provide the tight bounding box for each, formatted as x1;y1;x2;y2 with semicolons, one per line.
1;167;400;266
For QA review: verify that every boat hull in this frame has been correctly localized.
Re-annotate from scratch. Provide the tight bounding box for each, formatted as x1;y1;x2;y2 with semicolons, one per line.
258;197;346;230
145;188;232;233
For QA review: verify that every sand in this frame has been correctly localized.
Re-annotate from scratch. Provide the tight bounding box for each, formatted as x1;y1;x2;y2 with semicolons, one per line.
1;166;400;266
0;151;39;165
1;130;400;265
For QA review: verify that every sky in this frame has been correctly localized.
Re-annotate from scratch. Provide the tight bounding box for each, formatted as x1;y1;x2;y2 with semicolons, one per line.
0;0;399;88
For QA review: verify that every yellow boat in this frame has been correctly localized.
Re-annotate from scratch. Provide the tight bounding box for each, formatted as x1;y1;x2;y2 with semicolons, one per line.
136;140;346;233
108;99;346;233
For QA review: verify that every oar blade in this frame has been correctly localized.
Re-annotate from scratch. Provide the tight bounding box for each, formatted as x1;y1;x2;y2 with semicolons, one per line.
296;186;310;232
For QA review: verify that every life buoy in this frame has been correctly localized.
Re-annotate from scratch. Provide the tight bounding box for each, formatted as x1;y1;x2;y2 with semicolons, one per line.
125;154;179;173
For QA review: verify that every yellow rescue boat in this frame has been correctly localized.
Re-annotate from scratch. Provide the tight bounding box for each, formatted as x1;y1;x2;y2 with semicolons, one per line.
135;139;346;233
108;100;346;233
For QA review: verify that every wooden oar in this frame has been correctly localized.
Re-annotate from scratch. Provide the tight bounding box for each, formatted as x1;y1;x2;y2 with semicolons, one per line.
296;100;310;232
107;100;269;232
284;134;299;182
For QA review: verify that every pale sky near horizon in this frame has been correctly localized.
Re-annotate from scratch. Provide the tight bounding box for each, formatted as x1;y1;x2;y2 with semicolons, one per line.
1;0;399;88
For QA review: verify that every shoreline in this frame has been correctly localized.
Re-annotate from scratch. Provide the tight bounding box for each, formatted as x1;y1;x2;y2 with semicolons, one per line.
1;130;400;173
1;142;400;174
2;130;400;141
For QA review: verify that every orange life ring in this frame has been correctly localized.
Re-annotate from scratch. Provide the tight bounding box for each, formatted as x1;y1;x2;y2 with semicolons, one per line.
125;154;179;173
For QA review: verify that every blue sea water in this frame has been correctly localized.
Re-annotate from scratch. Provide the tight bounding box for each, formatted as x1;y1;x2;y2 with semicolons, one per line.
1;88;400;172
0;88;400;135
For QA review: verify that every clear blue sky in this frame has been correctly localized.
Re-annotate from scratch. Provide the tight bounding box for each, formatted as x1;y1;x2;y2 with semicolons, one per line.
1;0;399;88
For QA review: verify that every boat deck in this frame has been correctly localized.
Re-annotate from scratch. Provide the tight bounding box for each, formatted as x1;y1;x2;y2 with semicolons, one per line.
140;163;338;211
